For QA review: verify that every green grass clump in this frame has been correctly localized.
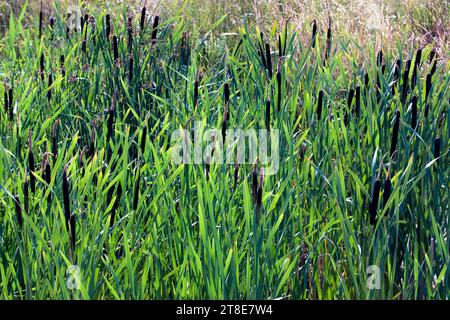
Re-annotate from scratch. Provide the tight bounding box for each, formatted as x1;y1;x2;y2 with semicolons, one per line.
0;2;448;300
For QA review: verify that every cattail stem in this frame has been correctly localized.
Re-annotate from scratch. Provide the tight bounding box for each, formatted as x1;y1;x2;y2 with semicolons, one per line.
28;130;36;193
369;179;381;225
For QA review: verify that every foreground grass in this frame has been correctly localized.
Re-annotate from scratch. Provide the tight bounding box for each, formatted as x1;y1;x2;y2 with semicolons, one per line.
0;3;448;299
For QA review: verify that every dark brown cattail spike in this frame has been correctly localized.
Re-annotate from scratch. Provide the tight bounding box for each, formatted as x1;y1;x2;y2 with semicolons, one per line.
40;53;45;80
28;130;36;193
14;195;23;228
107;91;117;141
110;183;122;228
38;1;43;39
311;20;317;48
347;88;354;109
256;167;264;224
401;60;411;104
265;99;271;130
47;73;52;102
377;50;383;66
52;120;59;158
258;32;267;69
127;17;133;51
369;179;381;225
364;73;369;89
433;137;440;163
265;43;272;79
425;73;432;100
62;164;71;230
60;55;66;78
411;48;422;90
70;213;76;253
325;17;332;62
24;172;29;214
128;57;133;82
151;16;159;44
317;89;323;120
234;164;239;188
390;110;400;158
133;166;141;211
8;87;13;121
4;85;8;117
276;67;282;111
278;34;282;59
224;83;230;106
221;103;228;144
411;96;418;130
49;17;54;41
193;78;199;108
112;35;119;64
141;126;147;155
355;86;361;117
252;165;258;203
105;14;111;39
140;7;146;32
383;176;391;212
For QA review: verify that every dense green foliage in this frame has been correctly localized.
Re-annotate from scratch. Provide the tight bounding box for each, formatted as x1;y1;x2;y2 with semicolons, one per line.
0;4;448;299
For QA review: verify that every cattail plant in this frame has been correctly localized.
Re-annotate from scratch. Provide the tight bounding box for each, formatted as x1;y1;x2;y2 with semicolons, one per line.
14;195;23;228
256;167;264;224
47;73;52;102
112;35;119;64
390;110;400;158
311;20;317;48
60;55;66;78
425;73;432;101
355;86;361;117
140;7;146;33
411;48;422;90
140;125;147;155
364;72;369;91
105;14;111;39
347;88;354;109
49;17;54;41
22;172;29;216
276;60;282;111
193;70;199;108
383;174;391;213
62;164;71;230
4;81;8;118
38;1;43;39
28;130;36;193
433;137;440;164
40;53;45;81
317;89;324;120
369;178;381;225
127;17;133;51
258;32;267;69
411;96;418;130
52;119;59;158
224;83;230;110
70;213;76;253
234;163;239;188
133;164;140;211
278;34;282;59
325;17;332;62
8;87;13;121
222;103;228;144
151;16;159;44
128;57;133;82
265;99;271;130
107;90;118;142
401;59;411;104
252;165;258;203
265;43;272;79
377;50;383;66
